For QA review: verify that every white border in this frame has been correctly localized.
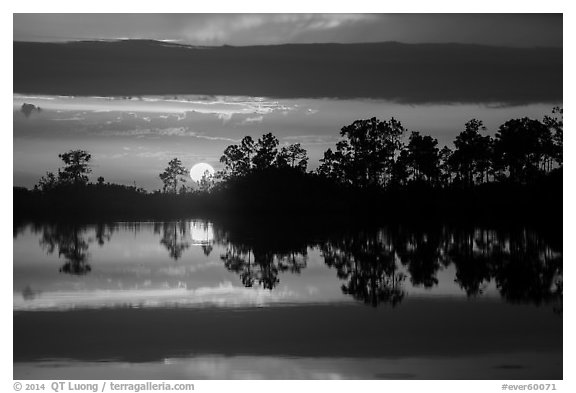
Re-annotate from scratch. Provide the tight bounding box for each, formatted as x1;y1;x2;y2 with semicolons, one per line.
3;2;572;392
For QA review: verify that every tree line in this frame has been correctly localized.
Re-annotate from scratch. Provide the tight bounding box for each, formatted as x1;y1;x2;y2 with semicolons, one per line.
18;107;562;222
31;107;562;194
216;107;562;189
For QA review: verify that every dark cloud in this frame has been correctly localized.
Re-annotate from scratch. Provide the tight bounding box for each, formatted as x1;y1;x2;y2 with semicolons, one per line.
13;14;562;48
14;40;561;105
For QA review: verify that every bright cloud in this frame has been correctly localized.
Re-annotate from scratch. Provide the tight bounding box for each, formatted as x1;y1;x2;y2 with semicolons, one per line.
182;14;378;45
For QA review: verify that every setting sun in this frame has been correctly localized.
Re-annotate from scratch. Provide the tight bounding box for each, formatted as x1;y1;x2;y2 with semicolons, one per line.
189;162;215;182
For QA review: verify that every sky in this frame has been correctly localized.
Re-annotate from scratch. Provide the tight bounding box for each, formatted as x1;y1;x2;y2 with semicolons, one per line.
12;14;563;190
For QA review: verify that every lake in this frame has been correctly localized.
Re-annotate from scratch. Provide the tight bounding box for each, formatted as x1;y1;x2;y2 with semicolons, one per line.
13;219;562;379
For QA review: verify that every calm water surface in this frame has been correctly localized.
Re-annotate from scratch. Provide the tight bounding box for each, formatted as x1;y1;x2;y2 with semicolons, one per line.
13;220;562;379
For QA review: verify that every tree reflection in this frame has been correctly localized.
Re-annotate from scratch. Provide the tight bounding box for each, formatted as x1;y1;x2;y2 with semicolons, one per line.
215;224;308;290
490;229;562;306
320;224;562;309
155;221;190;260
442;226;563;311
220;244;308;290
321;230;406;307
39;223;111;275
95;222;114;246
445;228;494;296
221;244;259;287
394;227;444;289
201;244;213;257
22;285;41;300
18;220;561;309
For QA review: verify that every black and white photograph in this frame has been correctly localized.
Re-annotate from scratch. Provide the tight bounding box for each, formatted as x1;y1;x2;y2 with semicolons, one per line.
10;6;567;385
